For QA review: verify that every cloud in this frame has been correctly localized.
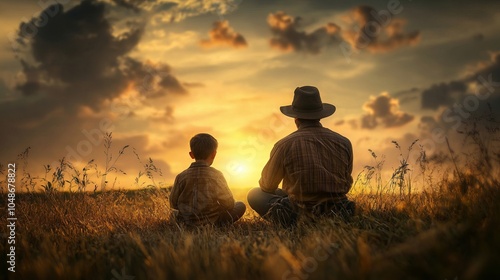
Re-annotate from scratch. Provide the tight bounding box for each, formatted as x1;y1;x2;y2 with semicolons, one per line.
200;20;247;49
183;82;205;88
361;92;414;129
468;51;500;83
124;58;187;98
0;0;187;171
421;81;467;110
0;79;9;96
473;33;485;42
421;51;500;110
266;7;418;55
334;119;345;126
110;0;142;12
393;87;420;104
267;11;341;54
13;0;186;109
343;5;420;52
422;53;499;130
408;51;500;160
124;0;243;23
16;1;140;107
418;116;438;132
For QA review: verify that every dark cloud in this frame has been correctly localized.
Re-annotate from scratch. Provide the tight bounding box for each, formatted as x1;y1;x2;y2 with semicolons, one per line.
412;52;500;160
124;58;187;98
343;5;420;52
361;92;414;129
473;33;484;42
421;82;467;110
267;11;341;54
421;52;500;110
0;79;9;98
200;20;247;49
12;0;186;109
14;1;160;109
0;0;186;171
393;87;420;104
111;0;142;12
468;52;500;83
418;116;438;131
267;6;418;55
104;0;177;14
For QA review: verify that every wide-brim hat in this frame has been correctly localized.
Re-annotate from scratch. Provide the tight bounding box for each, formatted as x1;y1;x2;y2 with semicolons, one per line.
280;86;336;119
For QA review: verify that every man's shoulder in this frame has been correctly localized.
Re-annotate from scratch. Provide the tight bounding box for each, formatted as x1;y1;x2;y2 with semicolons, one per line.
324;128;351;143
277;126;351;145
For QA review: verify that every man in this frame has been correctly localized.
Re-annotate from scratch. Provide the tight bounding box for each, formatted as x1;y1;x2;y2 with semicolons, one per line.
247;86;355;226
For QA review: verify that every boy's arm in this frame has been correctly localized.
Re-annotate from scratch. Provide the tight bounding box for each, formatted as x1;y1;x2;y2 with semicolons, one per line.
169;176;181;210
215;171;235;210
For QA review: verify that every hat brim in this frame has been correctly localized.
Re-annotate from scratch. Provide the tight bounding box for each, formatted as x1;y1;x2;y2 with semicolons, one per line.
280;103;336;119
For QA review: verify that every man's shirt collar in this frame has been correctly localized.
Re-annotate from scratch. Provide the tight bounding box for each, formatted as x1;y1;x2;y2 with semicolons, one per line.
298;121;323;129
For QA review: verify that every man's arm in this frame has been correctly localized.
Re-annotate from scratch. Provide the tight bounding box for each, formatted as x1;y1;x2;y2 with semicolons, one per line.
346;140;354;186
169;176;181;210
259;143;285;193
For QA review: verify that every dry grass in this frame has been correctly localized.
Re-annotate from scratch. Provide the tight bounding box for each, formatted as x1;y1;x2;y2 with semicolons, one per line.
1;177;499;279
1;120;500;279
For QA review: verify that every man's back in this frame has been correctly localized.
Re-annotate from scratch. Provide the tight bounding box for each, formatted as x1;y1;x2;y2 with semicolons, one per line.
249;85;356;225
259;122;353;202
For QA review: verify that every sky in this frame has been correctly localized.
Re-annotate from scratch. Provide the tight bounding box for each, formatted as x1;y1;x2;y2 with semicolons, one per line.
0;0;499;190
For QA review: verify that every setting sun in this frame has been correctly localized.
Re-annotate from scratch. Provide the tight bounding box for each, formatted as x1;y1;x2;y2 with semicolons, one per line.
232;162;248;175
223;159;257;188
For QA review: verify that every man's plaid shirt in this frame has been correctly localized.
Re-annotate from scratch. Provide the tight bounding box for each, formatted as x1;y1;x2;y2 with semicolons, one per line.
259;122;353;203
170;162;235;225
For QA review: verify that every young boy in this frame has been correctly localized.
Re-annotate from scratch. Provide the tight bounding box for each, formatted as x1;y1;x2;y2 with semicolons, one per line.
170;133;246;226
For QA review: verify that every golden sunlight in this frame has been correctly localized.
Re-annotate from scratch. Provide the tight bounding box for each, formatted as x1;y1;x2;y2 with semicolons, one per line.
223;159;257;188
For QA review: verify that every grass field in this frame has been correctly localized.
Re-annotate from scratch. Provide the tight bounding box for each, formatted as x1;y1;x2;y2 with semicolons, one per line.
1;129;500;280
1;174;500;280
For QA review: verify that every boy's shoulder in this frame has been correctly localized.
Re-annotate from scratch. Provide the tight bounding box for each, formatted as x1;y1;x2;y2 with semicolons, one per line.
176;163;225;179
207;165;223;174
203;166;225;180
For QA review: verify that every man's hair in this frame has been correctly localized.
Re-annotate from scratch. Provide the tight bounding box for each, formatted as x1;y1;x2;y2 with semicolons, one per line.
190;133;218;160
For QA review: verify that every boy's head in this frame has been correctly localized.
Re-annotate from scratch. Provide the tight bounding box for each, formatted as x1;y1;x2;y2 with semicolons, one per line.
189;133;218;163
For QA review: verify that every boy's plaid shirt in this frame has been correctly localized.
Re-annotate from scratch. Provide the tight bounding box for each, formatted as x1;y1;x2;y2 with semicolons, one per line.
170;162;235;225
259;122;353;203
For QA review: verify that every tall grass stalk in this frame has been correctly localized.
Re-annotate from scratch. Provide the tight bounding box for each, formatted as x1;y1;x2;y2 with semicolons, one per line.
99;132;129;191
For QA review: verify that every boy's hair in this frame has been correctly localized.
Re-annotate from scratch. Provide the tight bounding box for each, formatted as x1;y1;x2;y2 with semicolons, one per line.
190;133;218;160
